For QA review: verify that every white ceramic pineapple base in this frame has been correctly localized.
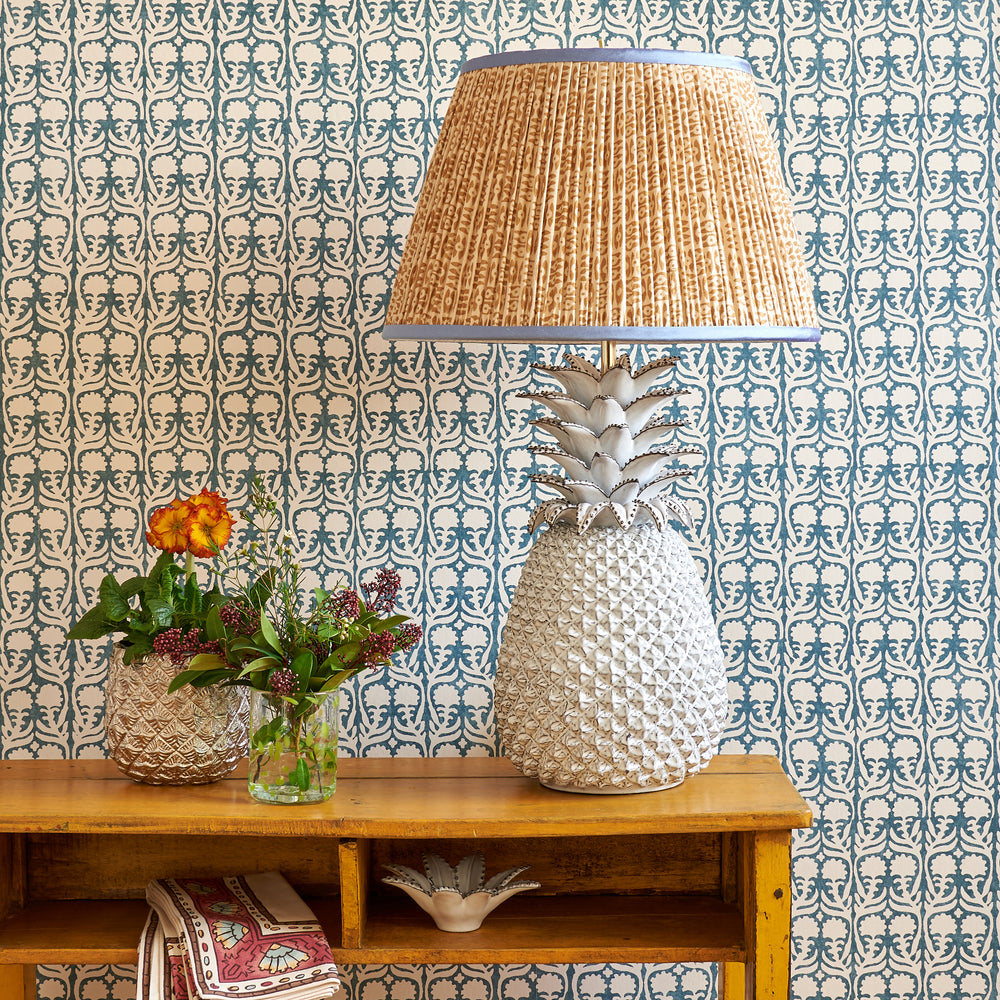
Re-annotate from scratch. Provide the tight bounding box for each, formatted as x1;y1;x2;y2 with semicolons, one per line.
382;853;540;932
495;522;727;793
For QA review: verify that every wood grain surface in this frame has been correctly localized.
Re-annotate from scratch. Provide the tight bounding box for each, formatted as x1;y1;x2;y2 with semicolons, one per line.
0;756;812;837
369;832;723;897
26;833;340;900
349;895;748;964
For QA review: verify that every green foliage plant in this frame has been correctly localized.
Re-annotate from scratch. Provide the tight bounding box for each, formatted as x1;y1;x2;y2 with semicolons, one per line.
65;487;235;664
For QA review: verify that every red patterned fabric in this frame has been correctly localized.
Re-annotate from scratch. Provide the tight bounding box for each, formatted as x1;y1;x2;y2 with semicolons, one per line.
136;872;340;1000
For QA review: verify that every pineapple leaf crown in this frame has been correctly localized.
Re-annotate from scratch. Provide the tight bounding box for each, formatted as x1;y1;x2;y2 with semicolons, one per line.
523;353;699;534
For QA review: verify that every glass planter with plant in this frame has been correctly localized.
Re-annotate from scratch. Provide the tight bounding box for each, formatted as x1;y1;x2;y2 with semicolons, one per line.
170;478;422;804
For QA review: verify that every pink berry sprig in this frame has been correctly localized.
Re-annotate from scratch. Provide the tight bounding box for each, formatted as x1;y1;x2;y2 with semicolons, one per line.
396;623;423;651
362;569;401;615
153;628;222;665
323;588;361;622
219;600;260;637
269;667;301;696
359;630;397;668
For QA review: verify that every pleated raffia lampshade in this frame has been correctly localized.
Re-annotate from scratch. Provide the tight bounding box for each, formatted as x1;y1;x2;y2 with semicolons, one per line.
384;48;819;343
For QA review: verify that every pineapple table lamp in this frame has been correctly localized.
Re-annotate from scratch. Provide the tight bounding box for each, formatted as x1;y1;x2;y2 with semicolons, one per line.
384;48;818;793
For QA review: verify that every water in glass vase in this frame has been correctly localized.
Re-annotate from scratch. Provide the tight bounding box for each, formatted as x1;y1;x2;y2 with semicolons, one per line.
248;689;339;804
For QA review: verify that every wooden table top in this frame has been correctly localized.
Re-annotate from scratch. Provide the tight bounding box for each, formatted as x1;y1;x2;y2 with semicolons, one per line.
0;755;812;838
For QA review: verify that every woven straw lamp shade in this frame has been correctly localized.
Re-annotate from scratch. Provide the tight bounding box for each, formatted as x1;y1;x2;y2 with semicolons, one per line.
384;49;818;343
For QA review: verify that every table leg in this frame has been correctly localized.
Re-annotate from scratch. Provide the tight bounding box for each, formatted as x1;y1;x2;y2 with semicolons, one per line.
0;964;35;1000
740;829;792;999
718;962;745;999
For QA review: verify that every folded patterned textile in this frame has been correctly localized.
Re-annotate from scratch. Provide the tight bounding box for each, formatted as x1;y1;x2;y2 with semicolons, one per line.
137;871;340;1000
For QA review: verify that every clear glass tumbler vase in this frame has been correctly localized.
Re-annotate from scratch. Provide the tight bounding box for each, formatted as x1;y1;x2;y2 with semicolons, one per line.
248;689;339;804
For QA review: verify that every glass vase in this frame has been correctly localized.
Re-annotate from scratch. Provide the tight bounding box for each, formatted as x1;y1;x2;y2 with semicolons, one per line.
248;689;339;804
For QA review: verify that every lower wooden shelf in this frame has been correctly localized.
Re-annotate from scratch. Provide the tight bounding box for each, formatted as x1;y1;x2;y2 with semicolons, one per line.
0;899;343;965
0;895;743;967
345;895;746;965
0;900;151;965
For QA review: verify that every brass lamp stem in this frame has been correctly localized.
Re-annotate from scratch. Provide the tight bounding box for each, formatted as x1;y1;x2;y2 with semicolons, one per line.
601;339;617;372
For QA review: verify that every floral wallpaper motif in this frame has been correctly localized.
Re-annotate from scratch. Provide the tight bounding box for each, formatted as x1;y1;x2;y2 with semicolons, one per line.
2;0;997;998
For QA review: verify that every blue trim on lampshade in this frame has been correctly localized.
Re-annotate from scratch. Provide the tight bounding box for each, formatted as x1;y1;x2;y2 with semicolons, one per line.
460;48;753;76
383;324;821;344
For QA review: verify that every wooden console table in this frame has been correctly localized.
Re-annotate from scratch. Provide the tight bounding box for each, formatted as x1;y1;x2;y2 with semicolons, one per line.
0;755;810;1000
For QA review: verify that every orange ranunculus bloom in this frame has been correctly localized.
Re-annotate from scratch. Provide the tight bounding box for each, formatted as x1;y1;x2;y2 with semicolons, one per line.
186;501;235;559
146;488;234;558
146;501;195;554
187;487;229;517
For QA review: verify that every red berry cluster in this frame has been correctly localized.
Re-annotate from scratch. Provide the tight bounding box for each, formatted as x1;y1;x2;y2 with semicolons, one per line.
305;638;329;661
269;667;300;696
396;623;423;651
362;569;401;615
152;628;222;665
324;588;361;622
219;600;260;637
360;630;397;668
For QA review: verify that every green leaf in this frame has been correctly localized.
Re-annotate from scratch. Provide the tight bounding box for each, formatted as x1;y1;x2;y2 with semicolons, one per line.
66;606;118;641
292;757;311;790
322;641;360;671
167;657;232;692
122;636;153;662
158;564;182;603
290;650;314;692
238;655;281;676
203;587;227;610
143;579;162;607
189;652;229;671
204;606;225;642
184;573;201;613
367;614;409;634
147;549;176;586
236;644;278;661
293;695;321;719
119;576;147;600
319;672;352;692
99;575;130;622
258;615;282;654
189;669;232;688
230;636;260;652
252;715;284;748
167;669;205;694
147;597;175;628
313;587;328;607
249;569;276;609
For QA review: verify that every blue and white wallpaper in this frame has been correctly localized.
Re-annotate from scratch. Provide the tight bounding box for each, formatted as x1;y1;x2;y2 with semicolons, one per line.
1;1;997;998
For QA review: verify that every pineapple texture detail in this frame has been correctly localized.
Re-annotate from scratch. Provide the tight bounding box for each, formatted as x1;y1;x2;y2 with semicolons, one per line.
494;523;727;792
522;353;700;533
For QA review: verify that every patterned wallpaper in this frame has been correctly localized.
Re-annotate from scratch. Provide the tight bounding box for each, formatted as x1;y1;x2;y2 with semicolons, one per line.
1;1;997;998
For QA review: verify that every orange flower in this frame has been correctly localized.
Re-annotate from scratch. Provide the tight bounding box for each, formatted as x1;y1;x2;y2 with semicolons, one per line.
185;489;235;559
145;488;234;559
146;501;195;554
187;487;229;517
